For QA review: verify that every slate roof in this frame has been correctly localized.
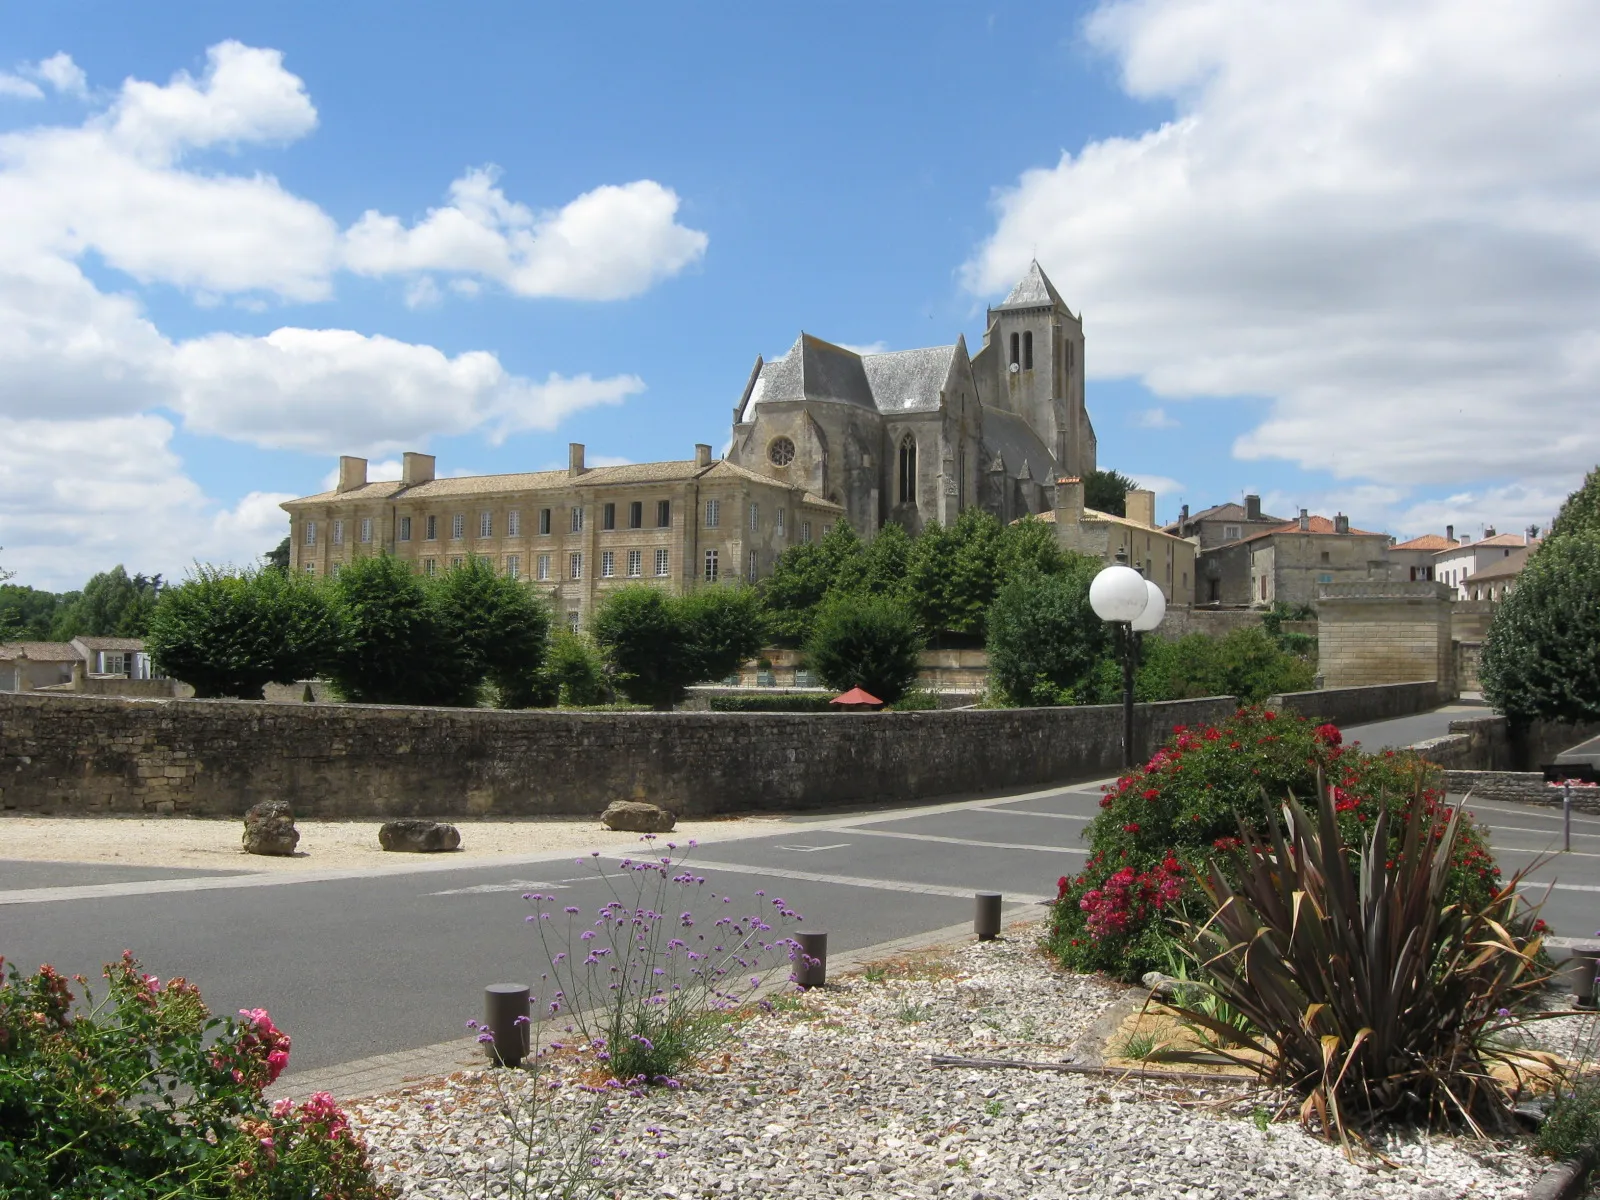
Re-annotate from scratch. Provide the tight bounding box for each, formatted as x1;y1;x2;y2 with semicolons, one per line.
860;345;956;414
980;407;1056;485
993;260;1068;313
0;641;80;662
1162;500;1289;533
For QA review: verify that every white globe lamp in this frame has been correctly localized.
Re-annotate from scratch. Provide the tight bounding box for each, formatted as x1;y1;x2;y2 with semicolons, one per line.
1089;564;1149;624
1130;580;1166;632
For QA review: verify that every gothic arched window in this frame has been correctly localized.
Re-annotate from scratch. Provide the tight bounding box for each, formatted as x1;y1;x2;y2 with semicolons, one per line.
1023;330;1033;370
898;435;917;505
1009;332;1020;367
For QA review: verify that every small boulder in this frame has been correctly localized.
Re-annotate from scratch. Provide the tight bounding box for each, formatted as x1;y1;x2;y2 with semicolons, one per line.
601;800;676;833
379;819;462;853
242;800;300;857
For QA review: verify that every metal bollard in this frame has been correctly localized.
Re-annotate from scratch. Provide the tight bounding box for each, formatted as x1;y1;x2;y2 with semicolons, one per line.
1571;953;1600;1010
484;983;531;1067
793;931;828;989
975;893;1003;941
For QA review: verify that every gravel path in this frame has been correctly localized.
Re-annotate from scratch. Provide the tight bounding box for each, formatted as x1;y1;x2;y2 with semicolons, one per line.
347;928;1557;1199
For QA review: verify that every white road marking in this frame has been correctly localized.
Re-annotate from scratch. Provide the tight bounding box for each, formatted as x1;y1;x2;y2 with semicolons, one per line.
685;859;1052;904
845;829;1085;854
428;879;568;896
777;843;853;853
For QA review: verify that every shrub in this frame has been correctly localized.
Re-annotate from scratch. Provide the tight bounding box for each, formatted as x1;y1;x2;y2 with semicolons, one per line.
709;694;835;712
1047;708;1505;980
1481;531;1600;726
1133;626;1315;704
985;556;1108;705
540;629;610;706
0;952;389;1198
148;565;337;699
804;594;924;704
1168;782;1549;1140
525;840;804;1083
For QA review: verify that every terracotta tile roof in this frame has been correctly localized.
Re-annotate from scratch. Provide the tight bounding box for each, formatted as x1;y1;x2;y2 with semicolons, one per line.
0;641;81;662
1238;515;1386;544
1464;533;1531;549
1391;534;1458;552
72;636;144;652
1160;501;1289;533
1464;545;1535;582
1033;508;1193;542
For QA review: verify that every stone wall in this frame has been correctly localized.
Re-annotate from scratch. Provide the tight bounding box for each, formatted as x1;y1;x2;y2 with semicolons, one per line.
0;691;1234;819
1316;582;1454;688
1159;606;1266;638
1407;714;1600;774
1269;680;1457;728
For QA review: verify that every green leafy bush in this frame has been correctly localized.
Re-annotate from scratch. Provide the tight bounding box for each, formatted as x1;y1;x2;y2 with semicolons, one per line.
1481;531;1600;726
539;629;610;706
0;952;390;1198
1047;707;1506;980
148;566;337;699
803;594;924;704
1132;626;1315;704
429;556;551;709
709;694;835;712
326;554;474;706
592;584;766;710
985;555;1108;705
1167;781;1548;1140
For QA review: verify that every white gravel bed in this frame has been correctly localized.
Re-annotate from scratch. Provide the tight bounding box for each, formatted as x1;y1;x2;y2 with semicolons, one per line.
348;931;1558;1200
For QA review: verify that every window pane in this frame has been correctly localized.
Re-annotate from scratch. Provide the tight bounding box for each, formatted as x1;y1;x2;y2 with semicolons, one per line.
399;516;412;541
540;508;551;535
480;512;492;538
508;510;521;536
705;499;720;528
629;501;642;529
655;548;669;576
452;514;464;539
657;500;671;527
704;548;718;582
603;502;615;531
627;549;641;577
570;552;582;579
570;507;583;533
601;550;614;577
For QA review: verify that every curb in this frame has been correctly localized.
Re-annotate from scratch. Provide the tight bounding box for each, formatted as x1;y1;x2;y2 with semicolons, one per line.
1527;1149;1598;1200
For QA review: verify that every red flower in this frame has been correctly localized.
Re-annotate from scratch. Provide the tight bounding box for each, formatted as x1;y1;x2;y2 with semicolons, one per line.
1262;710;1277;721
1142;788;1161;802
1122;822;1141;833
1313;723;1342;747
1099;794;1114;809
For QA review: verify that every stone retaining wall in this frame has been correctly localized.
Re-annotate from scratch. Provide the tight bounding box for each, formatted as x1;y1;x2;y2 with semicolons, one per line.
0;691;1235;819
1268;680;1456;728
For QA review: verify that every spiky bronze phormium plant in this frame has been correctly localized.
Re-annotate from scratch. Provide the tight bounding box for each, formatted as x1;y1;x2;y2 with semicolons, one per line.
1167;778;1553;1147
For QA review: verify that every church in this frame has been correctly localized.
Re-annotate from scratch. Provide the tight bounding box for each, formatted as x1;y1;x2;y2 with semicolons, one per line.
727;260;1095;536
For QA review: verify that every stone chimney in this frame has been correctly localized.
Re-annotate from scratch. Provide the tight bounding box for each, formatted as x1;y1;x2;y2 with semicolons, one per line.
1298;508;1310;532
1446;524;1454;543
1055;476;1084;528
1125;488;1156;528
694;443;713;468
1180;503;1190;522
1333;513;1350;535
401;452;435;486
1484;525;1496;538
336;456;367;493
1245;494;1262;521
569;443;587;477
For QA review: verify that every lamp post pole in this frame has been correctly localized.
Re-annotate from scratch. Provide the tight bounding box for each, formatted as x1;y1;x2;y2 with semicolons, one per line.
1090;550;1168;771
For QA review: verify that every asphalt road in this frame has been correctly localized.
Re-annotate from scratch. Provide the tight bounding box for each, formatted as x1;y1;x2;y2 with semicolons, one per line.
2;702;1594;1081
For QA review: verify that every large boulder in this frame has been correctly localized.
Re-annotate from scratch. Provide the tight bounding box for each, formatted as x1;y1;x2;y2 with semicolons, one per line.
378;819;462;853
601;800;676;833
242;800;300;857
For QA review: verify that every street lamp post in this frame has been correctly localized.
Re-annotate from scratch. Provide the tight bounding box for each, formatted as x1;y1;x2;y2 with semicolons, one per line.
1089;554;1167;768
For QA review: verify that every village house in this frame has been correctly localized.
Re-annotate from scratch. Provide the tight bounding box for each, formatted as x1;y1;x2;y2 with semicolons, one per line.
1041;477;1198;604
1162;494;1288;550
1195;511;1392;608
1434;528;1541;599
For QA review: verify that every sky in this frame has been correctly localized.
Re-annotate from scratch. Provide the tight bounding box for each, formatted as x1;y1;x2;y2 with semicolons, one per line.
2;0;1598;591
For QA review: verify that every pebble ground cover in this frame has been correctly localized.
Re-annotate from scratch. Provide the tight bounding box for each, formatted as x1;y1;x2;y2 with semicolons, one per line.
346;924;1560;1199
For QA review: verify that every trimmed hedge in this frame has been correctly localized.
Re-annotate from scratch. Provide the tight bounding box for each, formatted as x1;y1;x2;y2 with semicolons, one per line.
709;694;835;713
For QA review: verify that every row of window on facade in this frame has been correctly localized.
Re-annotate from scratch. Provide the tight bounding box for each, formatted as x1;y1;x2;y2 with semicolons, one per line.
310;546;765;586
303;501;818;547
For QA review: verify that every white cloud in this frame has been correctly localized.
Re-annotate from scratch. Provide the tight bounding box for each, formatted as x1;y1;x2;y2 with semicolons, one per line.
321;458;403;491
1128;473;1185;498
836;340;889;356
1135;406;1178;429
34;53;87;98
965;0;1600;496
0;74;44;100
587;455;634;468
344;169;708;301
0;42;702;588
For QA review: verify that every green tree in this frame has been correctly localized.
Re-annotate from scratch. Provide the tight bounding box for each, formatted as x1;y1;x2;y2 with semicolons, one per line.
429;557;551;708
1547;467;1600;542
50;566;162;639
995;514;1068;581
817;520;867;596
1084;468;1138;517
1130;627;1313;704
540;629;610;706
985;556;1109;705
761;543;833;646
146;567;337;699
904;520;961;642
944;508;1006;639
264;537;292;573
0;584;66;641
1481;532;1600;725
804;594;924;705
328;554;469;706
677;585;768;687
593;584;766;709
854;521;913;602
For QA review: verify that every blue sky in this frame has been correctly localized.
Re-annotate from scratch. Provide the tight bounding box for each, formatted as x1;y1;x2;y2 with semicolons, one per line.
3;1;1598;589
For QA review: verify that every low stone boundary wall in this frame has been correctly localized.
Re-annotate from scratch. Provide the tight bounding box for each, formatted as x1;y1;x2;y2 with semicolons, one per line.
0;691;1234;819
1268;680;1456;728
1440;770;1573;806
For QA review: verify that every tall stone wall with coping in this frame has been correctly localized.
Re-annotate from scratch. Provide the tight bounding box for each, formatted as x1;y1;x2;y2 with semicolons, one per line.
0;691;1235;819
1316;581;1454;688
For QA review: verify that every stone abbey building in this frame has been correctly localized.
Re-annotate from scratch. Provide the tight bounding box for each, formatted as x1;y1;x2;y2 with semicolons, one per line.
282;262;1096;625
